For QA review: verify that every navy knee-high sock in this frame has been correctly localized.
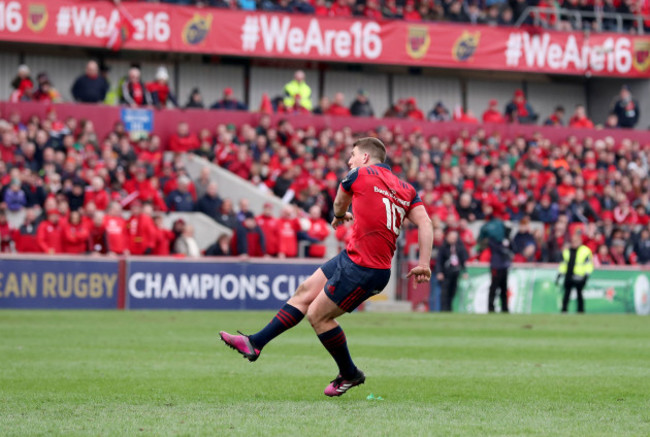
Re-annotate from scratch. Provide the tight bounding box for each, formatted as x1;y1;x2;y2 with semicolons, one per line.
249;303;304;350
317;326;357;379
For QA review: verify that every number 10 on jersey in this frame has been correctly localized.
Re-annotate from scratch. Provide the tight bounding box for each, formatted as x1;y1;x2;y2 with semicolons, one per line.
382;198;406;236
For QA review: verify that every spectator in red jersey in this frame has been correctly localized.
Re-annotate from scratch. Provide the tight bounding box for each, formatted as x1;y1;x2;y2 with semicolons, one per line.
0;130;16;166
13;207;40;253
228;147;253;180
326;93;351;117
103;201;128;254
432;192;459;223
277;205;300;258
61;210;89;254
84;176;109;212
330;0;352;16
364;0;383;19
403;0;422;20
0;210;11;252
139;136;163;174
10;65;34;102
543;105;565;126
482;99;505;123
168;122;200;153
505;89;537;124
32;73;62;104
457;108;479;123
123;166;165;210
380;0;399;17
151;214;173;256
126;200;156;255
205;233;233;256
147;66;178;109
314;0;329;15
405;97;425;120
210;87;248;111
306;205;330;257
121;67;152;107
613;197;637;225
256;202;279;256
569;104;594;129
37;209;63;254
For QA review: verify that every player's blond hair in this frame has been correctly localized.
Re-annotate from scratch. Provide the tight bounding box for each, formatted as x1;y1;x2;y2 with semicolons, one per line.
354;137;386;163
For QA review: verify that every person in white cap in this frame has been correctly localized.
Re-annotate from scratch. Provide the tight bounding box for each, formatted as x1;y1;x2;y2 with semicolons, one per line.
147;66;178;108
10;64;34;102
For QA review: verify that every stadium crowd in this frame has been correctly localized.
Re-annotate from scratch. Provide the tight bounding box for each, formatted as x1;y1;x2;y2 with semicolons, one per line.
0;97;649;265
117;0;650;33
9;64;644;131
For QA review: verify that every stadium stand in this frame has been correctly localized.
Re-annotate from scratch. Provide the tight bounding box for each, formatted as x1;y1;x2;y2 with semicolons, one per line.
0;98;648;265
0;0;649;271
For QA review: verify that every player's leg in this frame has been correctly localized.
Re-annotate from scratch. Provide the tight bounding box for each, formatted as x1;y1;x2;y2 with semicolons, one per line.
448;273;459;311
576;280;585;313
307;290;366;397
499;269;509;313
488;269;498;312
219;269;327;361
561;281;572;313
248;269;327;348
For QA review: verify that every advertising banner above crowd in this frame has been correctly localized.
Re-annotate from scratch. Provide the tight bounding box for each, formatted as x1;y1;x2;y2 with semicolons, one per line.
1;0;649;78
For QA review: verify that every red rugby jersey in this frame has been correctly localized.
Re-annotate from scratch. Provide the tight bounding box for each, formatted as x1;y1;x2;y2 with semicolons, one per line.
341;163;422;269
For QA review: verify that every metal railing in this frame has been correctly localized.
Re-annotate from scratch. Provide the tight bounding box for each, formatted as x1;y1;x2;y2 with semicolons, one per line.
514;7;646;35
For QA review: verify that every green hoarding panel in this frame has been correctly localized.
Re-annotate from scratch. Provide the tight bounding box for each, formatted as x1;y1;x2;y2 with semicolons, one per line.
455;266;650;315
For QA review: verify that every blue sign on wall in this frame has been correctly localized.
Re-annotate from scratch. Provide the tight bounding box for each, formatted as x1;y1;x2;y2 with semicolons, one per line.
120;108;154;134
127;260;320;310
0;259;119;309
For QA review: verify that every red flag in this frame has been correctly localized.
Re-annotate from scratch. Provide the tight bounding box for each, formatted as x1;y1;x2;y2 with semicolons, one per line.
259;93;273;114
106;5;136;51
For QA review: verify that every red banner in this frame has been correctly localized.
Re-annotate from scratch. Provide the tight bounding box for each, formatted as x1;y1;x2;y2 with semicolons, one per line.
1;0;649;78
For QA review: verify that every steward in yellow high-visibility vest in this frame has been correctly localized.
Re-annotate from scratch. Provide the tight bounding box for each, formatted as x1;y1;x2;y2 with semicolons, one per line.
556;231;593;313
283;70;312;111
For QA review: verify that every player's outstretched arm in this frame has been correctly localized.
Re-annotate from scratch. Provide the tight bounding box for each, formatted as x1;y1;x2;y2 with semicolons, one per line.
331;186;353;229
405;205;433;284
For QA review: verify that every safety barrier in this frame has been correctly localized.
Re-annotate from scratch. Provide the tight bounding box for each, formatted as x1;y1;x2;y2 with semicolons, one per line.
1;256;648;313
0;254;321;310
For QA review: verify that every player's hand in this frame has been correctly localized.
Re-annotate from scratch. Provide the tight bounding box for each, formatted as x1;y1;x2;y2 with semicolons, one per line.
407;265;432;284
331;212;353;229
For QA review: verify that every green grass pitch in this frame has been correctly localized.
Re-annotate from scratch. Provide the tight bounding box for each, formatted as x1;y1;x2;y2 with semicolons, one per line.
1;311;650;436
